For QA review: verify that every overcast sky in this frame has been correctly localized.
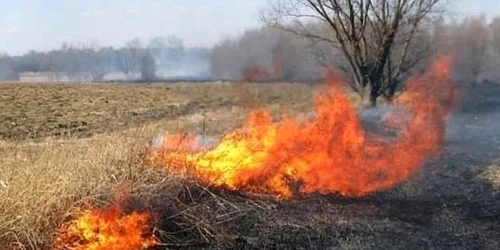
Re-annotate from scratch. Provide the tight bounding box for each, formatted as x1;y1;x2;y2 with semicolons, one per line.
1;0;499;55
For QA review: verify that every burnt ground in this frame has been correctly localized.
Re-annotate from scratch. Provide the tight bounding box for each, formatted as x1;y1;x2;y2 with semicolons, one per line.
3;82;498;249
156;84;500;250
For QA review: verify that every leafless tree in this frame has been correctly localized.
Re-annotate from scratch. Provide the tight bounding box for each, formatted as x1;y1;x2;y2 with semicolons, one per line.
452;16;489;84
485;17;500;82
211;27;321;81
116;38;143;80
84;46;114;82
147;36;185;71
140;51;157;81
0;54;18;81
9;35;210;82
489;17;500;53
262;0;443;105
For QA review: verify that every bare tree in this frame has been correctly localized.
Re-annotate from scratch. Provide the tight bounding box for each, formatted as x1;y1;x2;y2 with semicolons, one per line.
147;36;185;71
453;16;489;84
211;27;321;81
272;34;302;81
140;51;156;81
262;0;443;106
83;46;113;82
117;38;143;80
485;17;500;82
489;17;500;54
0;54;18;81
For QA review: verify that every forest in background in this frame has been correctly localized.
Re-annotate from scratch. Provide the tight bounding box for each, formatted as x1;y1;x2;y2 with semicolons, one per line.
0;15;498;86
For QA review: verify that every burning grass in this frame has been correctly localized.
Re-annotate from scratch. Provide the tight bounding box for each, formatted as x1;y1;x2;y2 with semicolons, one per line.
2;59;500;249
148;57;459;198
0;129;262;249
0;82;319;249
53;201;158;250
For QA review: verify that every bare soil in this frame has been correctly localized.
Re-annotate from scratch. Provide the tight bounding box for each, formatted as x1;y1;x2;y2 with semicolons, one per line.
0;82;317;141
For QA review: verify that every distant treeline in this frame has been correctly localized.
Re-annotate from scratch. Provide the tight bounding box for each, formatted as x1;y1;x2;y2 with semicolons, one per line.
0;36;211;82
211;15;500;85
1;15;500;83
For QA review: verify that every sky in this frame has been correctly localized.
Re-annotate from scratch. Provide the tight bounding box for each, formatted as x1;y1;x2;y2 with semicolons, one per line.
1;0;499;55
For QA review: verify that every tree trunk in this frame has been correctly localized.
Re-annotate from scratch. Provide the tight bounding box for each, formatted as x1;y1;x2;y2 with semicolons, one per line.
385;94;394;103
384;80;399;103
369;85;379;107
368;74;382;107
357;80;366;102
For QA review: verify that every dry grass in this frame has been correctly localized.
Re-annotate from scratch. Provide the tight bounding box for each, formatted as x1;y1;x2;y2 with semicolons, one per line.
1;129;149;248
2;82;499;249
0;121;264;249
479;164;500;190
0;82;319;249
0;82;319;141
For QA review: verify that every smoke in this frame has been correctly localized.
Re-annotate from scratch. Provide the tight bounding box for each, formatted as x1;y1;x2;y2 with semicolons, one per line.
148;56;459;198
155;55;211;79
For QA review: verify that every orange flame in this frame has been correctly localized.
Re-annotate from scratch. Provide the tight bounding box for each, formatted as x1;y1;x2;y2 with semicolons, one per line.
148;56;459;198
53;202;158;250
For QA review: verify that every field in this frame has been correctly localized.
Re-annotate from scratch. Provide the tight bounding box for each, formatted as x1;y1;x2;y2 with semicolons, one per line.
1;81;500;249
0;82;321;141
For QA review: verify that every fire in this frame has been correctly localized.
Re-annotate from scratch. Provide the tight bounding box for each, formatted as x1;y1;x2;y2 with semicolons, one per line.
53;202;158;250
148;56;459;198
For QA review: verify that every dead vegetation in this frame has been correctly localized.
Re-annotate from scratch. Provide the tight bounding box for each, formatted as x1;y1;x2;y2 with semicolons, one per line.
0;82;318;141
0;82;318;249
0;124;255;249
1;82;500;249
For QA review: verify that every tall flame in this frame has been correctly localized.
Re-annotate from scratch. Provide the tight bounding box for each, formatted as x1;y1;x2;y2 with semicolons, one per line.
148;56;459;198
53;202;158;250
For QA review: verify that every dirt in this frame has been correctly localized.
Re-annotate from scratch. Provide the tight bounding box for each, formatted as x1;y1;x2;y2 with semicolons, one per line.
0;82;316;141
